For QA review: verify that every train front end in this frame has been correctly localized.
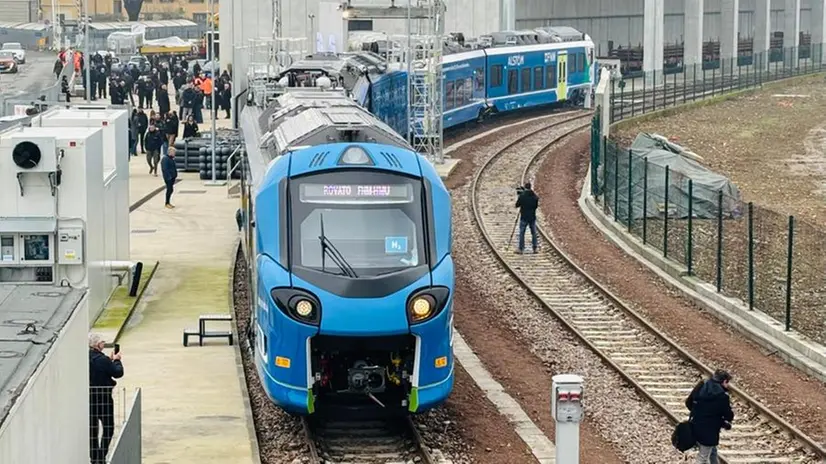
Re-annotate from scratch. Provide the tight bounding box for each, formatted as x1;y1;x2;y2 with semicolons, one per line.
253;142;454;415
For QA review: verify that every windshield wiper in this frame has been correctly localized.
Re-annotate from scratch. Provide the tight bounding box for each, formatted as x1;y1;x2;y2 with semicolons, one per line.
318;213;358;278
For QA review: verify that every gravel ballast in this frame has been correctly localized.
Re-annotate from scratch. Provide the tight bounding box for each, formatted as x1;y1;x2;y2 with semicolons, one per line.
535;132;826;447
446;115;682;463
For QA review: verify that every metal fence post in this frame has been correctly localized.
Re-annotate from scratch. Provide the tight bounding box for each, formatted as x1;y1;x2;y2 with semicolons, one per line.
748;201;754;310
692;63;697;102
627;149;633;231
613;149;619;221
602;137;609;212
643;158;649;244
785;215;795;331
687;179;694;275
717;190;723;293
664;166;670;258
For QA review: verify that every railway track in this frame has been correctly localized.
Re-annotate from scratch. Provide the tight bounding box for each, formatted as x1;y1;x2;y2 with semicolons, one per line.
302;416;436;464
469;112;826;463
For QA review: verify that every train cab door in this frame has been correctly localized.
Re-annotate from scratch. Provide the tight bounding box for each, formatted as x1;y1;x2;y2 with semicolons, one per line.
557;52;568;101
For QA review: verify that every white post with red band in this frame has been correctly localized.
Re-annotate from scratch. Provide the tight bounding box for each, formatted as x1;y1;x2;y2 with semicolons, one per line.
551;374;584;464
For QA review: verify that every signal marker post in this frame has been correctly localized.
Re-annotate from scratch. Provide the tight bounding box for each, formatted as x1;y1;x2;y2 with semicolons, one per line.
551;374;584;464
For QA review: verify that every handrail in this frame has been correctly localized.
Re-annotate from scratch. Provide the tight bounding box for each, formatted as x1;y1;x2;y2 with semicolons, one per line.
226;144;243;198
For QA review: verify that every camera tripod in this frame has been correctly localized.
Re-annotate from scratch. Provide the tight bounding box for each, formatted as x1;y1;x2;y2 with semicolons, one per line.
505;213;520;251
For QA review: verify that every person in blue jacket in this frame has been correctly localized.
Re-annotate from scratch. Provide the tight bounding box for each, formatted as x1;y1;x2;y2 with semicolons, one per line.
161;147;178;209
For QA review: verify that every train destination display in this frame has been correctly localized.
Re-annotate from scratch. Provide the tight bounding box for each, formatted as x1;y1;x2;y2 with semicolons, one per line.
300;184;414;203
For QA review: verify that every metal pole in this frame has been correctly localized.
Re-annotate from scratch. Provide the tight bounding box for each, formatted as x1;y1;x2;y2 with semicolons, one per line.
627;149;632;231
748;202;754;310
613;150;619;221
84;0;90;102
716;190;723;292
406;0;412;144
209;0;217;184
785;215;794;331
642;158;648;244
664;166;670;259
687;179;693;275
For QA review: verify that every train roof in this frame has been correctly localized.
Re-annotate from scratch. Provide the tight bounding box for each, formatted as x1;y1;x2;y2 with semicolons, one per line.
240;89;411;188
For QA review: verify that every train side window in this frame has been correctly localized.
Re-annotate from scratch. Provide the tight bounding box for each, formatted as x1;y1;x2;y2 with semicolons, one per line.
579;53;585;73
533;66;543;90
455;79;465;107
520;67;531;93
474;67;485;92
491;65;503;87
446;80;456;110
546;64;556;89
464;78;473;104
507;69;518;94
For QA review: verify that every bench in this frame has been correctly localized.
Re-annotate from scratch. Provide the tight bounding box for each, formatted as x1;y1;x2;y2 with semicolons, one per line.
182;314;233;347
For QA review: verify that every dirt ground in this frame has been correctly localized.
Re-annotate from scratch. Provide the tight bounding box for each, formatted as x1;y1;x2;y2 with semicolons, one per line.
615;74;826;226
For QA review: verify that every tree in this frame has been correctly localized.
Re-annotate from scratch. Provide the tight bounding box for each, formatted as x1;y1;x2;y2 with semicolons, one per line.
123;0;144;22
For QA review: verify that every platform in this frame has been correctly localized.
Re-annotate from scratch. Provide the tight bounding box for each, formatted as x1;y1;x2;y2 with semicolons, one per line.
432;157;461;179
118;172;257;464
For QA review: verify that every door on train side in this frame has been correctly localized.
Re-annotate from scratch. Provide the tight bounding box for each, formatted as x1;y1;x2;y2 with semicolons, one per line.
557;52;568;101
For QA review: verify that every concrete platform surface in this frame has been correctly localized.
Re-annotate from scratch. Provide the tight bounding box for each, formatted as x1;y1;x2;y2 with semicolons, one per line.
433;158;461;179
119;173;256;464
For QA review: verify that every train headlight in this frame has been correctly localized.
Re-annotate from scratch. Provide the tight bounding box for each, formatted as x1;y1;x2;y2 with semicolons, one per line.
295;299;314;317
411;297;432;320
338;146;374;165
407;287;450;325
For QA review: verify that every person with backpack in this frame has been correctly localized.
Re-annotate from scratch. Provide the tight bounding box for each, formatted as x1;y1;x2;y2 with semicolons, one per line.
684;370;734;463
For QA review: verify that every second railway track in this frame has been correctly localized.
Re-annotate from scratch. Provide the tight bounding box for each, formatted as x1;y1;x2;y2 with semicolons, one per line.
468;111;826;463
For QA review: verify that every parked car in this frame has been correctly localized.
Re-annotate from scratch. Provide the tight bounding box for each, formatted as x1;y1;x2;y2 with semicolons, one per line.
0;51;18;73
1;42;25;64
128;55;149;72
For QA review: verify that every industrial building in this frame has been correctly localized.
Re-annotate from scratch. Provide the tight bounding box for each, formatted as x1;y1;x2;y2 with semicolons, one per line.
0;107;132;464
0;0;38;23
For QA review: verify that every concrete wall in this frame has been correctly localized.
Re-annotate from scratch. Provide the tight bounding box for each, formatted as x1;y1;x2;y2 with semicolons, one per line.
516;0;817;56
0;294;90;464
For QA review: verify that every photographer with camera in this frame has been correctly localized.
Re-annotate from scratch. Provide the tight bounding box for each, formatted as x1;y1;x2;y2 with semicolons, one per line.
89;333;124;464
514;182;540;254
684;369;734;464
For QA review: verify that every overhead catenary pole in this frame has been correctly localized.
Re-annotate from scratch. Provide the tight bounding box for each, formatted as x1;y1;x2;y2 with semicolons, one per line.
209;0;217;184
84;0;90;102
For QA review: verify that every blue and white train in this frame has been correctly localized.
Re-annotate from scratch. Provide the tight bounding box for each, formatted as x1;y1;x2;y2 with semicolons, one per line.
237;90;454;416
368;27;596;136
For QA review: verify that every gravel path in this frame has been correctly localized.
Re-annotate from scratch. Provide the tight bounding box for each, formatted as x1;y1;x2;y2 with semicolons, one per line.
446;114;681;463
534;132;826;449
232;249;535;463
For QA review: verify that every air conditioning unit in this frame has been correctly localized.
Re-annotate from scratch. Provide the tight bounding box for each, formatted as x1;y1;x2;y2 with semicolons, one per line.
7;135;58;173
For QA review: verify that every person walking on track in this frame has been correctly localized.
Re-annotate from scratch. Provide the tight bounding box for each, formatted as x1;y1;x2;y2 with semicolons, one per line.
685;369;734;464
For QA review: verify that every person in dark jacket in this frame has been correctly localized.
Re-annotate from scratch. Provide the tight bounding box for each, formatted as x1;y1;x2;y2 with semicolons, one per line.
135;108;148;153
182;115;200;139
128;110;138;157
514;182;539;253
53;58;63;79
161;147;178;208
685;370;734;464
145;123;165;176
89;333;123;464
157;84;171;115
97;65;107;99
165;111;179;145
219;83;232;119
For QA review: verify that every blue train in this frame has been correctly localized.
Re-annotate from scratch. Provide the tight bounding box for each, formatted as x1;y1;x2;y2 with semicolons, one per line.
237;90;454;415
368;27;596;137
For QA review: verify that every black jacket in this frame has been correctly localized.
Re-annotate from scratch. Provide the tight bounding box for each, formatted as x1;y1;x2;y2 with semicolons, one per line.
165;115;179;136
182;122;200;139
157;89;170;114
89;349;124;389
515;189;539;222
161;155;178;183
145;128;165;152
136;112;148;132
685;379;734;446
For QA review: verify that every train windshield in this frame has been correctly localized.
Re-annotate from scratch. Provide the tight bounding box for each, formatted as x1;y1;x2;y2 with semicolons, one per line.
290;171;427;277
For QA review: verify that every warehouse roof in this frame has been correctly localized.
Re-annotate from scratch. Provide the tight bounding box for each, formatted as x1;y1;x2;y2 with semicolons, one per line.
0;22;49;31
0;285;86;426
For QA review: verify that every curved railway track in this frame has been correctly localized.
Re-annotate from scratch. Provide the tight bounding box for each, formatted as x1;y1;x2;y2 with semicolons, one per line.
468;112;826;463
302;416;436;464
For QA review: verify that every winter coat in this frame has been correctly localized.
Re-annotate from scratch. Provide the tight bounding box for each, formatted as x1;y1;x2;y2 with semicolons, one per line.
685;379;734;446
136;112;148;132
515;189;539;222
144;128;165;152
164;115;179;136
161;155;178;183
182;122;200;139
89;349;124;389
157;89;171;115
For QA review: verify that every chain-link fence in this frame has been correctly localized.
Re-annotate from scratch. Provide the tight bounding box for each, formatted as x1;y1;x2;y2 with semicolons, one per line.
593;131;826;345
609;45;826;124
90;387;141;464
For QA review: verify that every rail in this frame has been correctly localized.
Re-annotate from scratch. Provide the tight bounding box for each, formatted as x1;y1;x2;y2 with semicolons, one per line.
469;114;826;463
226;145;243;198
